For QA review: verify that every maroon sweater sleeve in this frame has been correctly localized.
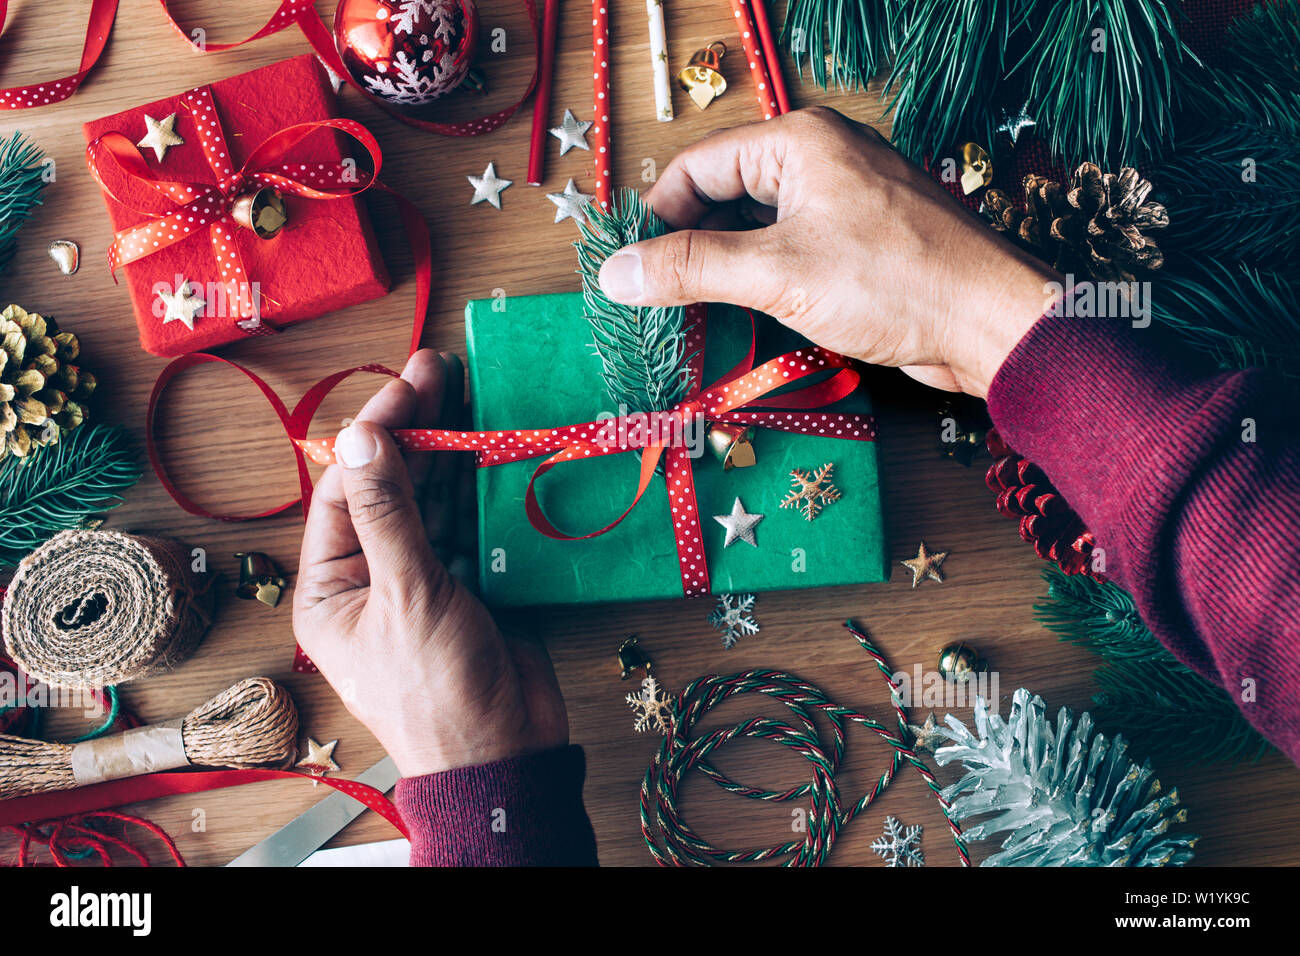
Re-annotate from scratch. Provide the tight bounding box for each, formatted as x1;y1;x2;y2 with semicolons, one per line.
394;744;599;866
988;308;1300;765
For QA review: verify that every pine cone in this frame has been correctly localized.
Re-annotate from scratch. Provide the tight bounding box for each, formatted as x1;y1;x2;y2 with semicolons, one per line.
983;163;1168;283
0;304;95;460
985;427;1103;579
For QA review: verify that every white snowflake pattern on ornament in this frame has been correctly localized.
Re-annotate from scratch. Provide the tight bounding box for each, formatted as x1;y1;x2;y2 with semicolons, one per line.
385;0;451;37
364;50;445;105
871;816;924;867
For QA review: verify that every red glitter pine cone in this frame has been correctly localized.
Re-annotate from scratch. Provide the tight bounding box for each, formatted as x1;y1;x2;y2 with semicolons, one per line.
985;427;1104;579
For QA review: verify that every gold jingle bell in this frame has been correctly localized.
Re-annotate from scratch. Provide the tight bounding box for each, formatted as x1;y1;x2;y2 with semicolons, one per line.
705;422;756;470
937;641;982;683
231;186;288;240
678;42;728;111
958;142;993;196
235;551;288;608
617;635;654;680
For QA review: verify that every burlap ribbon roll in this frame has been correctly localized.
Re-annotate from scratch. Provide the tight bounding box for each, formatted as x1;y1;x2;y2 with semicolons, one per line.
2;529;214;689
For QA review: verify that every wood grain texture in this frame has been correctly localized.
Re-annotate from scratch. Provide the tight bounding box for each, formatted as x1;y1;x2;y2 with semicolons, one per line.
2;0;1296;867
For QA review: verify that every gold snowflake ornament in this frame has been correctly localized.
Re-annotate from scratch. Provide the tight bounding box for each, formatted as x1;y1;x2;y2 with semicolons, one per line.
627;676;675;734
779;463;842;521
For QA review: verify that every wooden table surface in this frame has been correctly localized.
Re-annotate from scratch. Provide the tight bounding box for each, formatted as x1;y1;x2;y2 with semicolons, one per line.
3;0;1296;867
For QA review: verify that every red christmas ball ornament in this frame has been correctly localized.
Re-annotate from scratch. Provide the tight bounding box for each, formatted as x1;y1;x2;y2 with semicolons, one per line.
334;0;479;110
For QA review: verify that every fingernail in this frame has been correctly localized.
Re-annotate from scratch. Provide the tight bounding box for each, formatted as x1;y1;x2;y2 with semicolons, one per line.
335;424;378;468
599;250;643;301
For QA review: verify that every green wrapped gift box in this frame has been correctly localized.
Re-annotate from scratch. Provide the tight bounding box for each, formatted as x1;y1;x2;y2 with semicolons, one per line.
466;292;890;605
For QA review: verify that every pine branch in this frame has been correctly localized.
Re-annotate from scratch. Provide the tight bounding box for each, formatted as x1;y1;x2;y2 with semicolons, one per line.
1151;123;1300;268
781;0;896;92
1090;657;1275;764
1018;0;1191;167
575;188;692;412
1036;567;1275;764
882;0;1035;162
1149;257;1300;378
1036;565;1165;662
0;132;48;274
0;424;142;568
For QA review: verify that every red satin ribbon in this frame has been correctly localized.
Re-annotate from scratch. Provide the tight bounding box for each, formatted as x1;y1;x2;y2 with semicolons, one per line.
86;85;390;334
0;0;118;109
157;0;539;137
0;767;409;838
294;309;878;597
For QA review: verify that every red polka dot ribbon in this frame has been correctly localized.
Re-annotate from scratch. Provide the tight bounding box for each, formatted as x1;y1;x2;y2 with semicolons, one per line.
0;0;118;110
85;85;389;334
294;309;878;598
0;767;409;841
157;0;540;138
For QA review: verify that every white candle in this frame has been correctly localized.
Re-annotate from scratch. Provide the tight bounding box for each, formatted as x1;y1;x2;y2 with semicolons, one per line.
647;0;673;121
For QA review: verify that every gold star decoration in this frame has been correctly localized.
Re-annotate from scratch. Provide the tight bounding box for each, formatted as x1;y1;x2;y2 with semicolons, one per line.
901;541;948;588
779;463;841;521
156;278;205;330
907;713;947;754
295;737;340;784
137;112;184;163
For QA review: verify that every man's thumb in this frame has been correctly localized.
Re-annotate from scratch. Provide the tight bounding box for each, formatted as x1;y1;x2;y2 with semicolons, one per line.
598;229;782;312
334;420;435;595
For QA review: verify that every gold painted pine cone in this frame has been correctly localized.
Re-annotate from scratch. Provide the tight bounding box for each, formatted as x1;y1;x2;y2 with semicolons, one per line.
0;304;96;460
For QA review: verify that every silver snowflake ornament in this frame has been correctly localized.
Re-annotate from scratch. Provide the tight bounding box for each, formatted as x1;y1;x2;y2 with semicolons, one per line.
549;108;593;155
626;676;675;734
871;816;924;867
467;162;512;209
708;593;759;649
546;178;594;224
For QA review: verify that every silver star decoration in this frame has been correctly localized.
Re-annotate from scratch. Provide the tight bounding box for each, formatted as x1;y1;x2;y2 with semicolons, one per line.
996;103;1037;145
137;113;184;162
546;179;594;224
548;109;592;155
157;278;205;330
467;162;513;209
713;497;764;548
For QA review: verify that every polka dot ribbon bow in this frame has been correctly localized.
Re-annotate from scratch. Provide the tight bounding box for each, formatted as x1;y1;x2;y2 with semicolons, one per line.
84;85;384;336
296;307;879;597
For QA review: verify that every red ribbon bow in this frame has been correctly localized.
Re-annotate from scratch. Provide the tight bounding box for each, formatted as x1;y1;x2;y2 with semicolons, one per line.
295;306;879;597
84;85;385;335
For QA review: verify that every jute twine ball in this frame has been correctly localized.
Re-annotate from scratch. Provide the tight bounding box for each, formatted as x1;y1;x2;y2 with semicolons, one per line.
1;529;215;689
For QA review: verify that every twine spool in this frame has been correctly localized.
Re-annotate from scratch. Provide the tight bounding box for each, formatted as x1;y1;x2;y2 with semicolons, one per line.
0;677;299;800
2;529;214;689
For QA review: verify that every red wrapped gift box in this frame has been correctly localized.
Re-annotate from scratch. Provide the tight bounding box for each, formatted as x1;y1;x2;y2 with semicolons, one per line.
82;55;390;357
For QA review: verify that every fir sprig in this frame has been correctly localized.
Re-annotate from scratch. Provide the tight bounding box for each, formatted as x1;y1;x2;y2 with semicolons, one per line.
0;424;142;568
0;132;48;274
575;188;693;412
1036;567;1274;764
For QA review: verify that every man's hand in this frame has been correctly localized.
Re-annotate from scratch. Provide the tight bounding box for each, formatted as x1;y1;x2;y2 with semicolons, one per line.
597;107;1059;397
293;350;568;778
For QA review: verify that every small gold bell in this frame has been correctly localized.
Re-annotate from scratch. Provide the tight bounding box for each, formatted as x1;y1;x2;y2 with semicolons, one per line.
47;239;80;275
617;636;654;680
937;641;982;683
678;42;728;110
705;422;756;470
231;187;288;240
235;552;288;608
958;142;993;196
